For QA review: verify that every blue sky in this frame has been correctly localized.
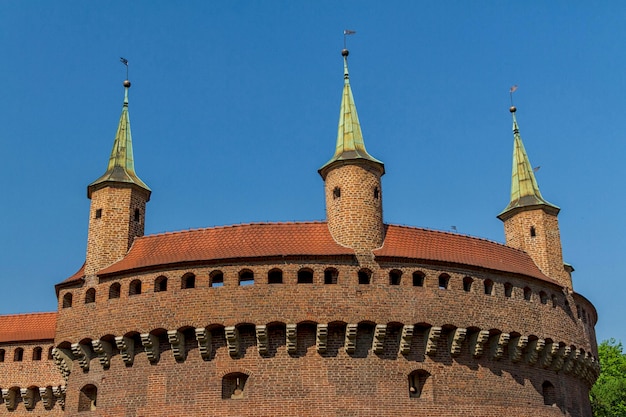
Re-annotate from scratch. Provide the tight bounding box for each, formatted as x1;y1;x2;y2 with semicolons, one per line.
1;1;624;344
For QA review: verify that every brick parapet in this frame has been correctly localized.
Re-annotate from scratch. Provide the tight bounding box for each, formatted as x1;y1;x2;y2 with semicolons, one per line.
55;260;596;354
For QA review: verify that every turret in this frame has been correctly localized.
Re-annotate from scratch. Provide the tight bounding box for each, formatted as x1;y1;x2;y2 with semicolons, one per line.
319;49;385;255
84;79;151;276
497;106;571;288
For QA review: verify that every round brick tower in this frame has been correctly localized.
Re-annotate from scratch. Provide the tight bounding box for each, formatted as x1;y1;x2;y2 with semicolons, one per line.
497;106;572;289
84;80;151;276
318;49;385;255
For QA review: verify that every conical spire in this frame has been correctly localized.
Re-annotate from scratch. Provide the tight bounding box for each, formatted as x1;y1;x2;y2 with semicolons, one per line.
88;80;151;199
319;49;383;178
498;106;558;220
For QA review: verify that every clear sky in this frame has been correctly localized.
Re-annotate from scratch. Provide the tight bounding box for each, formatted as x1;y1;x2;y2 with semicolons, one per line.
1;1;624;344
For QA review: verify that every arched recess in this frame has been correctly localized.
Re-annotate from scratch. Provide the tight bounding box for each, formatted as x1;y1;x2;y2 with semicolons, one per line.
463;276;473;292
438;273;450;290
62;292;73;308
181;273;196;289
14;347;24;361
85;288;96;304
412;271;425;287
389;269;402;285
324;267;338;284
78;384;97;411
154;276;168;292
268;268;283;284
239;269;254;286
129;279;142;296
542;380;556;406
408;369;432;399
32;346;43;361
484;279;494;295
358;268;372;285
222;372;249;399
297;268;314;284
109;282;121;299
210;270;224;287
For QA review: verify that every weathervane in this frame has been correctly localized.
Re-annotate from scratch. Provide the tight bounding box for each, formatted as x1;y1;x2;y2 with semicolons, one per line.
343;29;356;49
509;84;518;106
120;57;129;80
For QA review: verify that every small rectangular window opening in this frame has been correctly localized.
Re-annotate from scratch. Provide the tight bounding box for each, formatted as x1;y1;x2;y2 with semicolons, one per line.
95;209;102;219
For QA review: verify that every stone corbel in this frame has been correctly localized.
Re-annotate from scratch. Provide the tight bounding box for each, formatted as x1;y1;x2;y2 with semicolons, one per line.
39;386;54;410
551;345;569;371
286;324;297;354
71;342;93;371
316;324;328;354
344;324;358;354
92;339;113;369
195;328;212;360
448;328;467;357
256;325;268;355
509;335;528;363
470;330;490;358
372;324;387;354
167;330;186;362
490;333;510;360
425;326;442;356
540;341;559;368
51;347;74;381
225;326;240;358
1;389;16;411
115;336;135;366
399;325;414;355
524;338;545;365
140;333;160;363
53;385;66;409
20;388;35;410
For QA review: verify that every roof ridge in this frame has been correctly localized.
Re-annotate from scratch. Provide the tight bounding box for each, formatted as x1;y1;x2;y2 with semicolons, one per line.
384;223;531;254
138;220;329;239
0;311;56;318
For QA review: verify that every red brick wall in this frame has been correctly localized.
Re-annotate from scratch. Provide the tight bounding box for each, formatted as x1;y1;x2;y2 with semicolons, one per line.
85;186;147;276
324;163;384;253
55;258;597;416
503;208;571;289
0;341;65;415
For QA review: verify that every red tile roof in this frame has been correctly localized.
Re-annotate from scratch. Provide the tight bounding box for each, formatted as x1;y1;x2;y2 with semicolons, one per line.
0;312;57;343
375;225;554;283
61;222;555;285
97;222;354;276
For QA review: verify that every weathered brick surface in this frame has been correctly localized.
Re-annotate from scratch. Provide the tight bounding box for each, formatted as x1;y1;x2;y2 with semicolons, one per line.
324;163;384;253
502;208;571;289
85;185;147;276
0;341;65;415
54;259;597;417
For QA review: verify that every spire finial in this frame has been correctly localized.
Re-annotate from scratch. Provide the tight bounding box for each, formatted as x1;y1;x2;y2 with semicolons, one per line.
121;57;130;105
342;30;355;83
498;96;558;220
87;57;150;199
318;37;384;178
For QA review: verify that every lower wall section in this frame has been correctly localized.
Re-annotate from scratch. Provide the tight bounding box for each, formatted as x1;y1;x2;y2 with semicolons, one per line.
59;328;592;417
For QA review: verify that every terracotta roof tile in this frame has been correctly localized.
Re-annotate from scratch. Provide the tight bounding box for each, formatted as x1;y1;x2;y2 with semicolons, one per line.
375;225;555;283
98;222;354;276
0;312;57;343
60;222;556;286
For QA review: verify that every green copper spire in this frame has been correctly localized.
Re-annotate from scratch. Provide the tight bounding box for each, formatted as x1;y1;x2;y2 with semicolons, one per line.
319;49;384;178
498;106;558;220
88;80;151;199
